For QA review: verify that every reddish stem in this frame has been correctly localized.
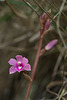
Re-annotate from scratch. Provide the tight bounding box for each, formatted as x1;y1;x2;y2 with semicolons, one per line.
24;31;43;100
40;48;46;56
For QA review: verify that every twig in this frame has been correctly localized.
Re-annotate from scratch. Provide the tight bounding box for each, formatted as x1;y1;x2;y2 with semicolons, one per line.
46;0;67;19
57;0;66;49
58;89;65;100
52;12;59;20
56;0;67;85
4;0;27;19
52;47;65;78
46;81;65;100
52;0;67;19
33;0;67;34
22;0;40;16
33;0;53;20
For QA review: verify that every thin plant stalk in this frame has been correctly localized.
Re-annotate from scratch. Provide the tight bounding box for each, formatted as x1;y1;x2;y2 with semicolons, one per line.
24;30;43;100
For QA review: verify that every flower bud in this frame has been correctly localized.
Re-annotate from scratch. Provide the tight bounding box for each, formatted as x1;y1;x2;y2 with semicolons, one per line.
44;19;50;31
45;39;58;50
41;13;46;20
40;13;46;30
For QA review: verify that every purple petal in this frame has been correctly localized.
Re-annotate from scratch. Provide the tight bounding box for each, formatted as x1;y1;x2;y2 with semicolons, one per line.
24;64;31;71
8;58;17;66
22;57;28;65
16;55;23;61
45;39;58;50
9;66;17;74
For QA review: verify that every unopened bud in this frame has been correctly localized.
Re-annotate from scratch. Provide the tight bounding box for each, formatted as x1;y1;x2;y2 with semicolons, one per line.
41;13;46;20
44;19;50;31
40;13;48;30
45;39;58;50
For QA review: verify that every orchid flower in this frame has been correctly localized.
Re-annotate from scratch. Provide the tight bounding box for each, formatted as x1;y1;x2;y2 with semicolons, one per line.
8;55;31;74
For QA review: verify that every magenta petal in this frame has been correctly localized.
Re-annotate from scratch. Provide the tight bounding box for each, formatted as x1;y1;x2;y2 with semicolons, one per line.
8;58;17;65
9;66;17;74
22;57;28;65
16;55;23;61
24;64;31;71
45;39;58;50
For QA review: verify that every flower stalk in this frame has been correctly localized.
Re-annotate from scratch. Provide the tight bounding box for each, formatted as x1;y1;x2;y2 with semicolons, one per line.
23;72;32;82
24;12;58;100
24;31;43;100
24;13;51;100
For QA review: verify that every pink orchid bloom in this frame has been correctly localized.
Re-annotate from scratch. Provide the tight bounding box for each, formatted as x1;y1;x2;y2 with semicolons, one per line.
8;55;31;74
45;39;58;50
